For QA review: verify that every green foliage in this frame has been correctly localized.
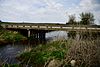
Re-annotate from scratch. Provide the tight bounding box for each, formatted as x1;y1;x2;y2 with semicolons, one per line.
0;30;27;43
66;12;95;25
18;52;32;64
0;24;27;43
0;24;3;30
80;12;94;25
0;20;2;22
2;64;20;67
18;41;68;66
67;15;77;25
50;50;64;59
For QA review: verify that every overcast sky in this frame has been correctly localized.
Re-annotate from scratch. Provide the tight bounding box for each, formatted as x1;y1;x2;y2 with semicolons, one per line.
0;0;100;24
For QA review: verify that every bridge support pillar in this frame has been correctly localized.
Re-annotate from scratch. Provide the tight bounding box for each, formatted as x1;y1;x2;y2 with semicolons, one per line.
27;29;30;37
39;32;45;41
31;30;46;43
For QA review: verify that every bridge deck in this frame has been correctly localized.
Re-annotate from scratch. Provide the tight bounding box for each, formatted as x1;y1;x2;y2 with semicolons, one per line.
1;23;100;32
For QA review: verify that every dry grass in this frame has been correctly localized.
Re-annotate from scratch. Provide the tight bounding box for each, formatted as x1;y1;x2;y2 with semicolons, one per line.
64;36;100;67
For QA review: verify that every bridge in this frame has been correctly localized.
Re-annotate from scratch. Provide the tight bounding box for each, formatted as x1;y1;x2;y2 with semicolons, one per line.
1;22;100;41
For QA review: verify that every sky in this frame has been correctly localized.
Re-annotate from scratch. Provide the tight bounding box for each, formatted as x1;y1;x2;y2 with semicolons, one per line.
0;0;100;24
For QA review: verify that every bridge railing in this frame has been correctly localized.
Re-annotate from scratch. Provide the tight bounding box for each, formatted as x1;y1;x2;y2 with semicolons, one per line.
0;24;84;28
1;23;100;31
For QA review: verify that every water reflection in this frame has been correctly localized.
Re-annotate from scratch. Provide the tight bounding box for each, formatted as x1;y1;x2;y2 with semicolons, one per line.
0;44;32;64
46;31;68;41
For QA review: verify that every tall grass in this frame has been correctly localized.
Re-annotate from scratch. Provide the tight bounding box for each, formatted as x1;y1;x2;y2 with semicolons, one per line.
63;31;100;67
17;40;68;67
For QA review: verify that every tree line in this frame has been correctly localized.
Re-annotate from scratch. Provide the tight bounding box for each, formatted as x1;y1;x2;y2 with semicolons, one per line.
67;12;95;25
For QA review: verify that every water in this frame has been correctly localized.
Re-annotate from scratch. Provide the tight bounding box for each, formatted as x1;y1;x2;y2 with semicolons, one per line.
0;31;68;64
0;44;32;64
46;31;68;41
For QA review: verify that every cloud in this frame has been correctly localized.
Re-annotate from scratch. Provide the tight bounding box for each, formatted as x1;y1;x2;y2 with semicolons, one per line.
79;0;100;24
80;0;100;11
0;0;100;24
92;0;100;4
0;0;67;23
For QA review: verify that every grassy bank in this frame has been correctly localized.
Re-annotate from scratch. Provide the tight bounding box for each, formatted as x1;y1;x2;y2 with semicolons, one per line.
0;25;27;45
16;37;100;67
17;40;67;67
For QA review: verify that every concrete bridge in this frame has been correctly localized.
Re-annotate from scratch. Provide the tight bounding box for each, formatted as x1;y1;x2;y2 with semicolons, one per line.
1;23;100;41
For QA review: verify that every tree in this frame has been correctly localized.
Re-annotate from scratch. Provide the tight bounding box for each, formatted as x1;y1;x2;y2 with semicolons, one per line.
0;20;2;22
0;20;3;29
80;12;95;25
67;15;76;25
0;20;1;25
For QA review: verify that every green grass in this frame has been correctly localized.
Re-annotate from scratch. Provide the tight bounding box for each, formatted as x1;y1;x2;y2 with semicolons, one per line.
17;40;69;67
0;25;27;44
2;64;20;67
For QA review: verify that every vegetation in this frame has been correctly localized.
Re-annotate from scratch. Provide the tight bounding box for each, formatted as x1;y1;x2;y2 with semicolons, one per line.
67;15;77;25
0;20;2;23
17;40;67;67
80;12;95;25
16;32;100;67
2;64;20;67
1;31;26;42
68;31;76;39
67;12;95;25
0;25;27;44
